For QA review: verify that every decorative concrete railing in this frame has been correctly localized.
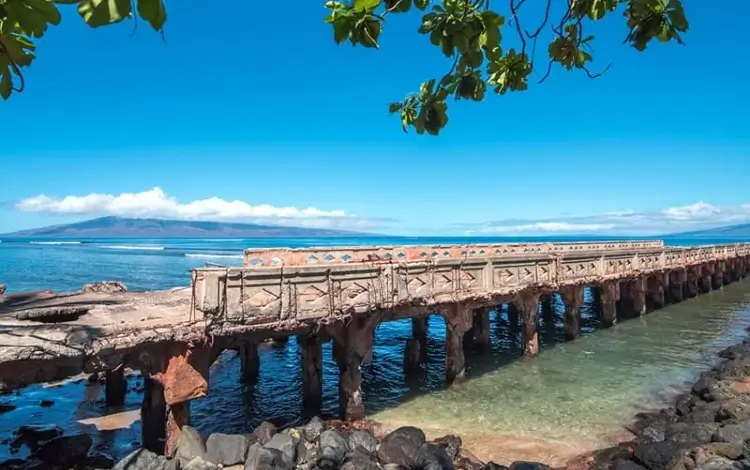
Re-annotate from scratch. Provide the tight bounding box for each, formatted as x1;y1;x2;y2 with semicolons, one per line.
242;240;666;267
192;241;750;330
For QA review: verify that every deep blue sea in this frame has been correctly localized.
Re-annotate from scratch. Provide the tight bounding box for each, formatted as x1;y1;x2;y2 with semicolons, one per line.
2;235;750;464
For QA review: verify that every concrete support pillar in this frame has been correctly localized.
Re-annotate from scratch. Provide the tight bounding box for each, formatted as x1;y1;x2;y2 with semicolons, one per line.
599;281;619;328
539;293;555;326
105;364;126;406
141;377;166;454
507;302;520;329
646;274;666;311
404;339;421;372
668;269;685;303
513;291;541;357
412;316;428;362
443;303;473;384
330;314;380;421
617;281;634;318
710;263;723;290
560;285;584;341
239;342;259;383
686;267;700;297
300;335;323;411
630;276;647;316
472;307;491;349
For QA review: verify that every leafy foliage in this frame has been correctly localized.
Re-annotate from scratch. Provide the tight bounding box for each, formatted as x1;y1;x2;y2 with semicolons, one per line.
324;0;689;135
0;0;166;99
0;0;688;137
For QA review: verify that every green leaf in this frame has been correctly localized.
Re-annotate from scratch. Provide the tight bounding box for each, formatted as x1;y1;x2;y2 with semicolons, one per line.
388;102;402;113
78;0;131;28
353;0;380;12
7;1;48;38
414;0;428;9
137;0;167;31
332;19;350;43
23;0;62;26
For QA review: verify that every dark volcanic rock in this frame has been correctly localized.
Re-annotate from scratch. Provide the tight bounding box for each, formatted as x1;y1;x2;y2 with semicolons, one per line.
718;398;750;422
245;442;293;470
113;448;167;470
176;426;207;467
82;452;116;469
34;434;92;467
265;433;299;465
633;440;694;470
348;429;378;455
665;422;720;444
712;422;750;445
252;421;278;445
10;425;63;452
318;428;349;468
377;427;425;468
0;403;16;414
82;281;128;293
508;462;551;470
479;464;511;470
302;417;325;442
434;434;463;461
415;442;455;470
206;433;249;466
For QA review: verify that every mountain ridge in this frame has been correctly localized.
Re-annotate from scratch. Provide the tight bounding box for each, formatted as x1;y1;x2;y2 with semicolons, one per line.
667;223;750;238
1;216;374;238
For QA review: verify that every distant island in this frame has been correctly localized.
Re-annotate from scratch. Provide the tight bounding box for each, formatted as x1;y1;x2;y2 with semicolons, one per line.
669;223;750;238
1;216;374;238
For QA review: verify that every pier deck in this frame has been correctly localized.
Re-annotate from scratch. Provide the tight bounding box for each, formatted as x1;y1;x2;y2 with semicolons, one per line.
1;239;749;455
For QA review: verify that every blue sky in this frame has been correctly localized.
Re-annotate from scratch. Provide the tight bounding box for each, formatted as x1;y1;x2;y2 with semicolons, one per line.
1;0;748;236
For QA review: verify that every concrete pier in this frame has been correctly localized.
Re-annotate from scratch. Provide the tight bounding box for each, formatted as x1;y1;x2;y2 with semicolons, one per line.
1;239;750;454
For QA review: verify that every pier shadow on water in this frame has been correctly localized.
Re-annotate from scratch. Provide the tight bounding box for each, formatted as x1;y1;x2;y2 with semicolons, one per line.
3;281;750;461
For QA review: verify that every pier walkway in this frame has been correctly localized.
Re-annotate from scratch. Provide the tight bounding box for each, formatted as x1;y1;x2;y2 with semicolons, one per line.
1;240;749;454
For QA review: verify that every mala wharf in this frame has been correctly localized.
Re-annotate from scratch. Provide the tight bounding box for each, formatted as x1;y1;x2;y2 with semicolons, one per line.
1;240;749;455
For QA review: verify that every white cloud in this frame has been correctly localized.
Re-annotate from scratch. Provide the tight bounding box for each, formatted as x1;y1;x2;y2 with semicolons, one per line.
15;187;384;230
463;201;750;235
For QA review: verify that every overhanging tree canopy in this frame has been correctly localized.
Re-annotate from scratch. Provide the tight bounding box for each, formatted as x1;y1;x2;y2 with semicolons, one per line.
0;0;687;135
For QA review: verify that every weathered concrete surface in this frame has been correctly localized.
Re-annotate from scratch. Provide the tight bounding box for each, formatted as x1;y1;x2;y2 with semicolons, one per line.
1;242;749;391
0;288;200;389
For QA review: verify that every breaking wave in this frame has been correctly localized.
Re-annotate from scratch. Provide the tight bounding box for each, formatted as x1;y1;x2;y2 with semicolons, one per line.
29;241;81;245
184;253;243;260
101;245;165;251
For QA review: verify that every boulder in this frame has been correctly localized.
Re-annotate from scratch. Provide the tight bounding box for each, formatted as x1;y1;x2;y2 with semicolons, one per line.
377;427;424;468
206;433;249;466
10;425;63;452
611;460;648;470
414;442;455;470
302;417;325;442
82;281;128;293
265;433;299;465
712;422;750;445
34;434;92;468
508;462;551;470
82;452;117;469
434;434;463;461
176;426;207;467
251;421;277;446
245;442;293;470
693;374;719;399
0;403;16;414
114;448;168;470
183;457;218;470
341;448;380;470
633;440;694;470
479;463;511;470
665;422;720;444
349;429;378;455
696;457;745;470
718;398;750;422
318;428;350;467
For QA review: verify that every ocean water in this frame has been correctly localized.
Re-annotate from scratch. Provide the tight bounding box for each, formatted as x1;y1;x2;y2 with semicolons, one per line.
1;235;750;463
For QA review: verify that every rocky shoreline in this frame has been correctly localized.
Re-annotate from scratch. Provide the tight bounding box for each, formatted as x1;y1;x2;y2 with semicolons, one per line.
4;336;750;470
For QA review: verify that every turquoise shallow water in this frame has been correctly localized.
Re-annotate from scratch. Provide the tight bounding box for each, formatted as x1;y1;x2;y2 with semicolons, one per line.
1;236;750;462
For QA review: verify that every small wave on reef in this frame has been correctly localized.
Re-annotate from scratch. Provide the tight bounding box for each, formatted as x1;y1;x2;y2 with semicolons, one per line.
100;245;165;251
184;253;243;260
28;241;82;245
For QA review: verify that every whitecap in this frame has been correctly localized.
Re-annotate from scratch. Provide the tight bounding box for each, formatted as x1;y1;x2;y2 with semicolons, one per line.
29;241;81;245
102;245;165;251
184;253;243;260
